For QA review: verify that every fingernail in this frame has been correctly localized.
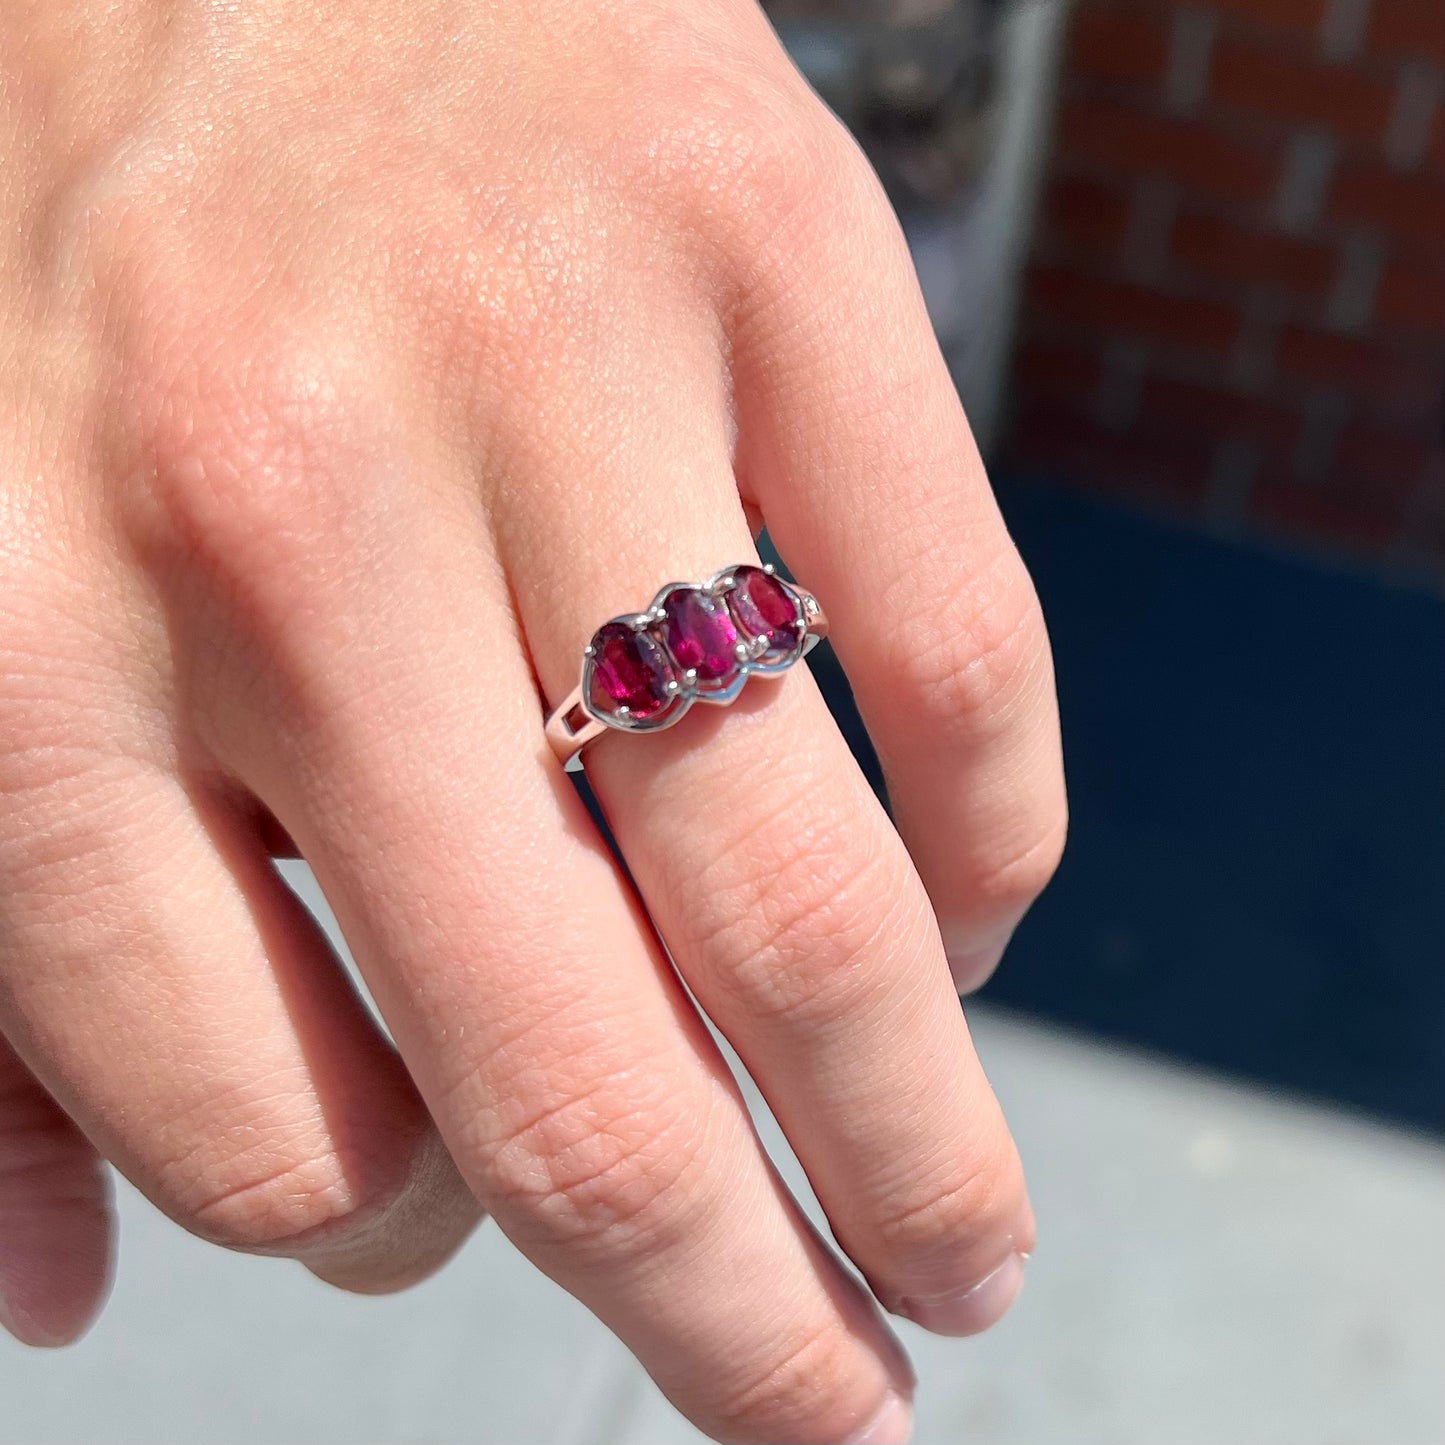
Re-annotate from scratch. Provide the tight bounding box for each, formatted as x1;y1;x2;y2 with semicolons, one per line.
843;1389;913;1444
896;1251;1027;1336
0;1288;68;1349
943;929;1013;994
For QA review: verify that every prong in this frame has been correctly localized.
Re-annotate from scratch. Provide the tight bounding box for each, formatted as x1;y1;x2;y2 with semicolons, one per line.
615;705;630;718
734;640;751;662
664;679;681;696
763;563;776;575
684;668;698;684
582;644;595;658
750;635;771;658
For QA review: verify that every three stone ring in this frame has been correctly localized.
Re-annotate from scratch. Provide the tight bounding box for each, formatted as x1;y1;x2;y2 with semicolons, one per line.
544;563;828;770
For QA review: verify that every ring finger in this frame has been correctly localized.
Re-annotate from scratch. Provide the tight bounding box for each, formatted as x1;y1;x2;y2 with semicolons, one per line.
509;326;1036;1336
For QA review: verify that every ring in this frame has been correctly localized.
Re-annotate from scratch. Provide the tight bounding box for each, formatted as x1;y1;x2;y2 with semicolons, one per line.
545;563;828;770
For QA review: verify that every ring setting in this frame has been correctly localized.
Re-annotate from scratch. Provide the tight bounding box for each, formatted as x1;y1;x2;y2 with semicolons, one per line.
545;564;827;768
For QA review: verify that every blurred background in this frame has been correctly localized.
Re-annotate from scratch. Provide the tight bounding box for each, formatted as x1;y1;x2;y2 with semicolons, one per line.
2;2;1440;1442
777;0;1444;1133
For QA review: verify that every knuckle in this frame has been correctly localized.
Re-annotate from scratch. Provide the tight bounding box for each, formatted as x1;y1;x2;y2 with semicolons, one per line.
691;793;927;1031
178;1138;401;1257
158;1077;430;1259
646;74;880;256
971;807;1069;919
125;326;367;596
872;1155;1019;1277
114;316;397;741
741;117;882;262
890;549;1053;747
883;545;1067;925
708;1322;855;1442
475;1072;710;1260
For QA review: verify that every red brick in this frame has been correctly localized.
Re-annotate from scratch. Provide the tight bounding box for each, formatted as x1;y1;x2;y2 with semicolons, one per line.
1039;177;1132;255
1376;257;1445;332
1171;211;1336;294
1359;386;1445;435
1055;98;1282;205
1011;336;1104;399
1276;326;1444;414
1330;161;1445;252
1206;0;1328;40
1209;37;1396;143
1413;451;1445;532
1333;424;1439;497
1029;266;1242;354
1368;0;1445;64
1140;375;1303;452
1253;479;1402;549
1007;399;1213;506
1069;5;1171;90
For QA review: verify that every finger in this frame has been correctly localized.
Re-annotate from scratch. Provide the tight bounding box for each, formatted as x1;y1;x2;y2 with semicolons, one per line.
0;1033;111;1346
499;332;1035;1333
728;132;1068;993
0;730;479;1293
144;403;917;1445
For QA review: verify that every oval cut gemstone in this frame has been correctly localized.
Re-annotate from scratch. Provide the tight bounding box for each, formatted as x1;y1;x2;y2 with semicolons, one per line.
727;566;803;662
661;588;740;683
587;621;676;722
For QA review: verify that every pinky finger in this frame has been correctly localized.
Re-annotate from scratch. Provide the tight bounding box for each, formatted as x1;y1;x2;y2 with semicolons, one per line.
0;1033;112;1346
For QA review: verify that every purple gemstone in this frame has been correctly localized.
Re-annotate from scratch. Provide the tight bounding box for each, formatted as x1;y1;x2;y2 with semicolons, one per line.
661;588;740;683
727;566;803;661
587;622;676;721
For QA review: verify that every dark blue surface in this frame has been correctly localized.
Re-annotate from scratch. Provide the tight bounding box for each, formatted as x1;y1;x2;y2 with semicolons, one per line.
827;482;1445;1132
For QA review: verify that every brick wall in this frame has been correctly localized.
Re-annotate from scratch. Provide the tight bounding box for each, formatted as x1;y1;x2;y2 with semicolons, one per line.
1001;0;1444;567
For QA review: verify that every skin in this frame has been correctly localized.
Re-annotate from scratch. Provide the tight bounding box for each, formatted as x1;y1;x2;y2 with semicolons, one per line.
0;2;1066;1441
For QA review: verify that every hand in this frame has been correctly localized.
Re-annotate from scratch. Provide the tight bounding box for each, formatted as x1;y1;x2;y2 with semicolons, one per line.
0;2;1065;1440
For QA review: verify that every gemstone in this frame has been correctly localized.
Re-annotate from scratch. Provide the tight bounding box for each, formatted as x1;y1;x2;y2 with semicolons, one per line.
726;566;803;661
661;587;740;683
587;621;676;722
